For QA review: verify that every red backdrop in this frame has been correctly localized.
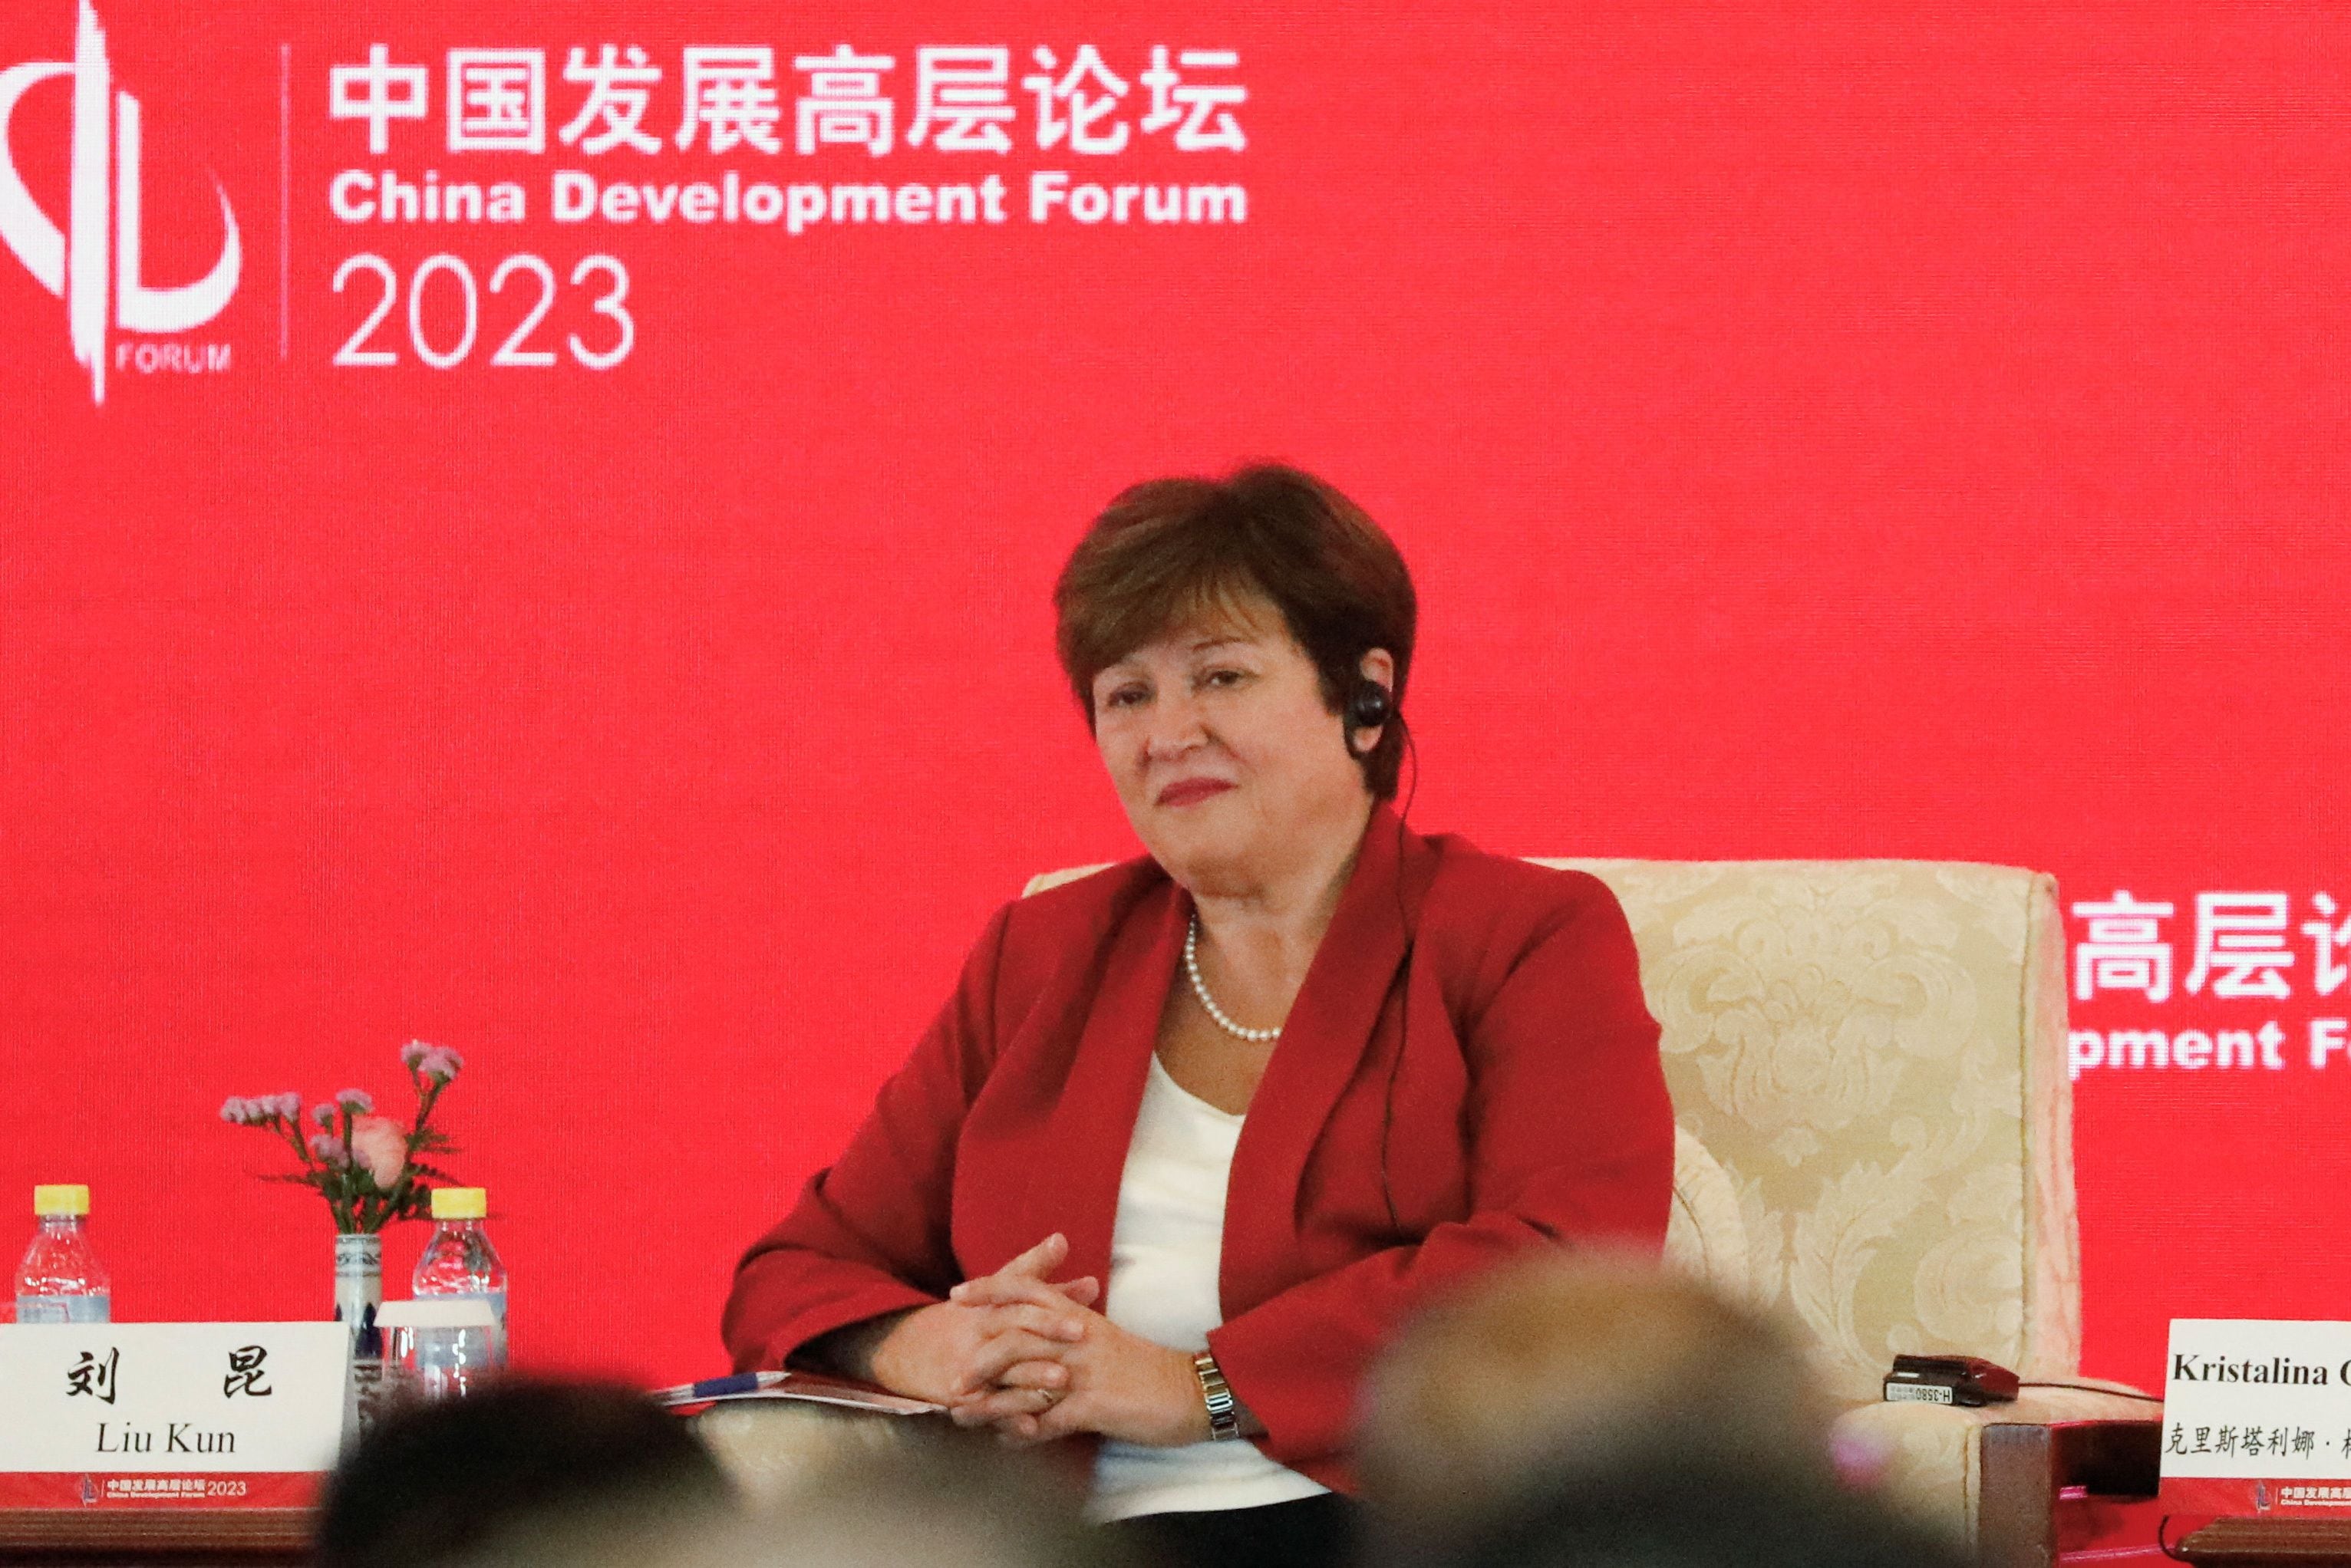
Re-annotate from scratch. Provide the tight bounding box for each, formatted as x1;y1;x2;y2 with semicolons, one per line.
3;0;2347;1390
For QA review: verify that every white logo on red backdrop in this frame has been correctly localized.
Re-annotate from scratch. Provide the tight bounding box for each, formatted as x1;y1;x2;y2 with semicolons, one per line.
2067;888;2351;1080
0;0;239;405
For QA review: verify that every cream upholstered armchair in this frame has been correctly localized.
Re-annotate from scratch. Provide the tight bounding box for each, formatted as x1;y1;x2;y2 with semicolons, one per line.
1548;858;2158;1566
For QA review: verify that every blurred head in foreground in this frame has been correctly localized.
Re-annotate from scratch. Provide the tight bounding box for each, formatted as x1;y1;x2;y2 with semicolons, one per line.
678;1444;1117;1568
315;1379;734;1568
1360;1253;1842;1547
1389;1461;1964;1568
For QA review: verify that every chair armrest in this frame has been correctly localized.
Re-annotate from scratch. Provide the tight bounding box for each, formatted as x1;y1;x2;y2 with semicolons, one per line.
1979;1418;2161;1568
1834;1397;2161;1567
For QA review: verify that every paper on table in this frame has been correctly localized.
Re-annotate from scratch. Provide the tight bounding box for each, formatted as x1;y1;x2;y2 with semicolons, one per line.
670;1372;941;1417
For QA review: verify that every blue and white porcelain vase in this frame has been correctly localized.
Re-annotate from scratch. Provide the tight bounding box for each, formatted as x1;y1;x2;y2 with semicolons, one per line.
335;1233;384;1443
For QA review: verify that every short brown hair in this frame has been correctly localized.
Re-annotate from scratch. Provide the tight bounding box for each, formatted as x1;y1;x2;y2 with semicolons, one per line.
1053;465;1418;799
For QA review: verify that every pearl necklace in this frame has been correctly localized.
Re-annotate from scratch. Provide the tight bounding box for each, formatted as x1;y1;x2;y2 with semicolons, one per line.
1185;917;1282;1043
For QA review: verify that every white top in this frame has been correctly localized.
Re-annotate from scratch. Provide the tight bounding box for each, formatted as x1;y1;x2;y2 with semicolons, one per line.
1086;1055;1332;1522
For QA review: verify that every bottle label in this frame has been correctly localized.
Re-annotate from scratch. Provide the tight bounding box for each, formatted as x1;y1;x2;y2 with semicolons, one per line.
15;1293;110;1324
411;1288;507;1366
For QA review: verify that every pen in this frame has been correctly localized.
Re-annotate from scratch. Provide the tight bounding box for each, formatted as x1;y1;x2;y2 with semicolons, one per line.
648;1369;791;1405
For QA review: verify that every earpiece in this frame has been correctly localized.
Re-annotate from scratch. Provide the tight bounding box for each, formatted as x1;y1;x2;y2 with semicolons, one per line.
1346;680;1392;755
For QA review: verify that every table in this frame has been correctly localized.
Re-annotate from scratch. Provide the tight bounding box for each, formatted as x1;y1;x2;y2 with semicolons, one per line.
0;1509;309;1566
2179;1518;2351;1566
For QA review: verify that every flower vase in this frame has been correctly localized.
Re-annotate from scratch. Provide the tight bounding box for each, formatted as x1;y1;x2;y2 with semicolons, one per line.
335;1233;384;1443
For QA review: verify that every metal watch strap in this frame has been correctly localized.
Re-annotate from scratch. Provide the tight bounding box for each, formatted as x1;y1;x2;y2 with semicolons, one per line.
1193;1349;1241;1441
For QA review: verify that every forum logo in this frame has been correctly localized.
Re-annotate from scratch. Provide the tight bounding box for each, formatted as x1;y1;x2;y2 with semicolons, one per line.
0;0;239;405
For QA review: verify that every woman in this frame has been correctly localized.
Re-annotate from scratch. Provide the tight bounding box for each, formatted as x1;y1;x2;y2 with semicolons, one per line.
722;466;1673;1567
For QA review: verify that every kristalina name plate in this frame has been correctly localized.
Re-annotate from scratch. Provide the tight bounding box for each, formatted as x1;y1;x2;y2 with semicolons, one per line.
2161;1319;2351;1518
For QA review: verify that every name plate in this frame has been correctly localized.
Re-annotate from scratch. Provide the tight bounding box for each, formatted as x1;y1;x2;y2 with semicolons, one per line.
2162;1319;2351;1517
0;1323;348;1499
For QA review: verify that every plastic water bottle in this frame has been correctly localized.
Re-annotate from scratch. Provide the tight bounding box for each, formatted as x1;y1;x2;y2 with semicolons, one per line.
15;1185;110;1324
412;1188;506;1366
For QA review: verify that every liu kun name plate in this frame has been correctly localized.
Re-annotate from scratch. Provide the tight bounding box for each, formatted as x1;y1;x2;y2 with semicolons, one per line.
0;1322;348;1474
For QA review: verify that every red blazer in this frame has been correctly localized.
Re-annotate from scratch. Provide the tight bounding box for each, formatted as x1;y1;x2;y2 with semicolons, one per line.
721;807;1674;1492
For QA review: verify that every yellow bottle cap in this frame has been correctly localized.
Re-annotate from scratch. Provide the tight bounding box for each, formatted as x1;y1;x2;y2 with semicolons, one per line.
431;1188;486;1220
34;1184;90;1217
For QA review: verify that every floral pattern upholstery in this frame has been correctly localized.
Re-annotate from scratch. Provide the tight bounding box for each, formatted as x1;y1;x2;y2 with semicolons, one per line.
1543;858;2157;1550
1539;859;2081;1406
1664;1125;1750;1301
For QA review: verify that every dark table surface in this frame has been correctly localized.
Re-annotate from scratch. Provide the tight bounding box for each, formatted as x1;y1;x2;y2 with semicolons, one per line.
2179;1518;2351;1566
0;1508;310;1566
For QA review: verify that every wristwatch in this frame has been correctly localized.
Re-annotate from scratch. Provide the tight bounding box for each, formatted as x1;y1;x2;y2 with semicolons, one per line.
1192;1349;1241;1441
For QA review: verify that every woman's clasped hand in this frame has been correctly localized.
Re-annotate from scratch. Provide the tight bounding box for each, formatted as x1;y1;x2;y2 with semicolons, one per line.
869;1234;1208;1448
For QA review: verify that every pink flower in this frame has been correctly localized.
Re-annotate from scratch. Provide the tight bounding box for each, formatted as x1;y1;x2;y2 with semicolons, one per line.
348;1115;407;1189
335;1089;374;1113
308;1133;349;1164
220;1094;304;1125
401;1040;431;1070
417;1048;463;1082
310;1103;335;1127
